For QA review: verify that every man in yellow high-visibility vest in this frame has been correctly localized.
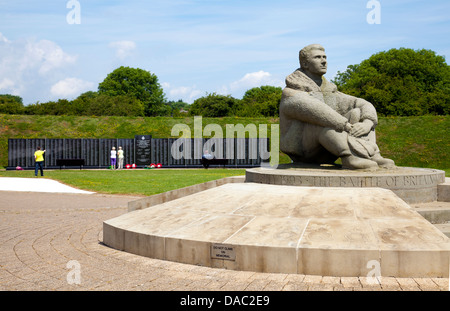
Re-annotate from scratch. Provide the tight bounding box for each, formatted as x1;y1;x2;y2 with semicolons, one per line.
34;147;46;177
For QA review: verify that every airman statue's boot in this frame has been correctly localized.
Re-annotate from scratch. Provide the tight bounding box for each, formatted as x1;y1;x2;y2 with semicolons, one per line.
370;153;396;169
341;155;378;170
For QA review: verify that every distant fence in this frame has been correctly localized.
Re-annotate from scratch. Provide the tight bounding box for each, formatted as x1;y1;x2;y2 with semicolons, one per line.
7;136;269;169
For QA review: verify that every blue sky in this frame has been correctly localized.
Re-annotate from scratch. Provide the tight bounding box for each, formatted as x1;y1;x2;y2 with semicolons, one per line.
0;0;449;105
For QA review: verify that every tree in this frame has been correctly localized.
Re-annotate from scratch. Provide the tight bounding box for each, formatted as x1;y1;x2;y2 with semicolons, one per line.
85;94;145;116
332;48;450;116
189;93;241;117
70;91;98;115
0;95;25;114
167;99;190;112
98;66;166;116
238;86;282;117
166;99;190;117
25;99;72;115
24;92;145;117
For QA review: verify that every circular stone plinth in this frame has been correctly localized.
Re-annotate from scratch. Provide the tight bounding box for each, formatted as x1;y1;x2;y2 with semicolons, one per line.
246;165;446;204
103;183;450;278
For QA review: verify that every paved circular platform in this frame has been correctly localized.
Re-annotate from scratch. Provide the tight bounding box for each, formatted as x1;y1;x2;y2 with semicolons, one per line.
246;165;446;204
103;182;450;278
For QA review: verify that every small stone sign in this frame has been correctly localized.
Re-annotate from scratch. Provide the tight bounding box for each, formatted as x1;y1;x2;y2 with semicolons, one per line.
211;243;236;261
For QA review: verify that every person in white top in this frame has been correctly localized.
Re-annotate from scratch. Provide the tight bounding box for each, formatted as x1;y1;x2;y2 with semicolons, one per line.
117;146;124;169
110;147;117;169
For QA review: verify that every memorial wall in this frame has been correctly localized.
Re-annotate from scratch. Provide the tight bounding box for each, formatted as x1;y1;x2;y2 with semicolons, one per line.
7;137;268;169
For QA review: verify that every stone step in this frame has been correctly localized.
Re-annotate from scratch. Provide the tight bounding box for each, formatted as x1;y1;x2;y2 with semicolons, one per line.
413;201;450;222
413;200;450;237
434;223;450;238
438;177;450;202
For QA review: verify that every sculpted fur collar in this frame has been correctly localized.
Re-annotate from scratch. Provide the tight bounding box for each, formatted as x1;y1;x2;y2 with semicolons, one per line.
285;68;337;93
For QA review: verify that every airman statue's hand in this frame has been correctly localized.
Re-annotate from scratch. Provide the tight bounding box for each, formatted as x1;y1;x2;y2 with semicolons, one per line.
350;120;373;137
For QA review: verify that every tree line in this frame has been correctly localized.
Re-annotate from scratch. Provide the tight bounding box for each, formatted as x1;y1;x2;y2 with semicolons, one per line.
0;66;282;118
1;48;448;117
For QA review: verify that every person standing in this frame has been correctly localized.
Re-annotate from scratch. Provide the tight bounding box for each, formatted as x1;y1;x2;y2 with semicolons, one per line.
110;147;117;169
34;147;46;177
117;146;124;169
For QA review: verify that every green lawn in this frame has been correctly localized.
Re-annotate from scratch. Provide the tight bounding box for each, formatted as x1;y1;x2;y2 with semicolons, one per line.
374;115;449;170
0;168;247;196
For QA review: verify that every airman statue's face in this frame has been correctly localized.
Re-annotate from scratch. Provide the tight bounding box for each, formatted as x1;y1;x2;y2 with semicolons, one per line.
304;50;327;76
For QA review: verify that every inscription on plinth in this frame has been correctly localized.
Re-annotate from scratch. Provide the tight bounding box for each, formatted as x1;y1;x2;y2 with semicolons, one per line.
245;167;446;203
247;168;444;189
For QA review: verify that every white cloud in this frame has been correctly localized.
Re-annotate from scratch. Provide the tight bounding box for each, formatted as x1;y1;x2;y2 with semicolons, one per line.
0;32;10;43
164;83;203;104
0;78;16;93
161;82;170;89
170;86;203;99
50;78;94;98
220;70;284;97
162;71;284;104
109;40;137;60
0;36;78;103
230;71;274;90
22;39;77;75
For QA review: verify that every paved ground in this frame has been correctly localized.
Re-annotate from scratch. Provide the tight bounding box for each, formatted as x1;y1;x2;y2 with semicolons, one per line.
0;177;449;292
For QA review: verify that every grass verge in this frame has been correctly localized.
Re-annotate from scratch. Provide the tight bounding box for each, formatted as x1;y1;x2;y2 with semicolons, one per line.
0;168;247;196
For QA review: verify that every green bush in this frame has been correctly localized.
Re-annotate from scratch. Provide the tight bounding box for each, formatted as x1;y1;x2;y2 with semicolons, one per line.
332;48;450;116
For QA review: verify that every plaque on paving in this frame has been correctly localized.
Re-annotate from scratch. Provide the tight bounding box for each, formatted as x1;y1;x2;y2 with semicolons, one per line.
211;243;236;261
135;135;152;166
